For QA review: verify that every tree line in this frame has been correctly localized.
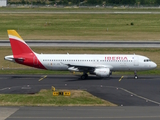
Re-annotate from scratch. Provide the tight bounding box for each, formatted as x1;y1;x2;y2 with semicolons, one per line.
8;0;160;6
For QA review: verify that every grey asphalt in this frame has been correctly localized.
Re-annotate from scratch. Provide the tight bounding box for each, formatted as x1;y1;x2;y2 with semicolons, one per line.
1;40;160;47
2;106;160;120
0;74;160;106
1;74;160;120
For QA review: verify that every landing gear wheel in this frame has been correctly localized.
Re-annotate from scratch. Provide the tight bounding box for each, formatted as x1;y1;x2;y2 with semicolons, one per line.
81;73;88;80
81;75;86;80
134;75;138;79
134;71;138;79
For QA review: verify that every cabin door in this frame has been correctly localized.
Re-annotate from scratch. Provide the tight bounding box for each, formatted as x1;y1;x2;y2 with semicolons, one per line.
134;56;139;66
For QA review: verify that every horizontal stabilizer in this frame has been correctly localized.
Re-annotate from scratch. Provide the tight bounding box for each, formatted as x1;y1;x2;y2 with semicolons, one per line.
4;55;24;62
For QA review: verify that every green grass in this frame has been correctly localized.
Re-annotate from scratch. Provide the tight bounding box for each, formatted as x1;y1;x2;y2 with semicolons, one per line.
0;11;160;40
0;89;116;106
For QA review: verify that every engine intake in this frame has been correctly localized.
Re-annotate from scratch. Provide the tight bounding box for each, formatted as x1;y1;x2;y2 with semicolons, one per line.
94;68;110;77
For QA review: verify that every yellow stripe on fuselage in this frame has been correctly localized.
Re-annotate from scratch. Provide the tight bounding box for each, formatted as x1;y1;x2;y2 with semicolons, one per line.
7;30;23;41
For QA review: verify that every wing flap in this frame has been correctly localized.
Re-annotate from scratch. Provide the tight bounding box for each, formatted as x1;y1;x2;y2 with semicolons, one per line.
63;63;113;72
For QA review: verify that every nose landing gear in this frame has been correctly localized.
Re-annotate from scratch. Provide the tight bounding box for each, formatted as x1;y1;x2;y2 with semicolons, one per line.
134;71;138;79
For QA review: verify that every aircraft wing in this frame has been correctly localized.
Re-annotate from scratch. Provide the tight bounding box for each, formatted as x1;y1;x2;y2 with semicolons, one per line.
62;62;113;72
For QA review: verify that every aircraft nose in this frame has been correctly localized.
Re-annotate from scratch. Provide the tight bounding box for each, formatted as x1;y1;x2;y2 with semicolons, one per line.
152;62;157;69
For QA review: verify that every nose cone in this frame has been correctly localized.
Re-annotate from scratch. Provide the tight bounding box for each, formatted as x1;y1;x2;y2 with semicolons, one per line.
152;62;157;69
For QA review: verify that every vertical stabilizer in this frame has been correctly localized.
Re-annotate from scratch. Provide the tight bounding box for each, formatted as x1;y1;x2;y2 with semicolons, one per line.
6;30;46;70
7;30;34;56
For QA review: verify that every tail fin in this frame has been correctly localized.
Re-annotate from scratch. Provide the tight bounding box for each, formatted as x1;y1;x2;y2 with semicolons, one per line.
6;30;46;70
7;30;34;56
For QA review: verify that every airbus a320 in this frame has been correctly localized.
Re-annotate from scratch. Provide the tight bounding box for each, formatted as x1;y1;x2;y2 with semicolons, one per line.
5;30;157;79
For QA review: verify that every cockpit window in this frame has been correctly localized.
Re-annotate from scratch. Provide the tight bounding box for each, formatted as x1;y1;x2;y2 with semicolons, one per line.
144;59;151;62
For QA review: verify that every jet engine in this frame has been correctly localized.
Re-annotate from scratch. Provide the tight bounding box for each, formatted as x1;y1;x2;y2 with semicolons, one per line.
94;68;110;77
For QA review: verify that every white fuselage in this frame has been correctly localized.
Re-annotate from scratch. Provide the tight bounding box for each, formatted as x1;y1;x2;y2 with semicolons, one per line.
36;54;157;71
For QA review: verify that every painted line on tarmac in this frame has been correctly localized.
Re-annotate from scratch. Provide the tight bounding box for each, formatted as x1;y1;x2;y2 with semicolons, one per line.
0;85;22;91
0;87;10;91
0;85;31;91
119;76;124;82
120;87;160;105
39;75;47;81
0;107;19;120
105;85;160;106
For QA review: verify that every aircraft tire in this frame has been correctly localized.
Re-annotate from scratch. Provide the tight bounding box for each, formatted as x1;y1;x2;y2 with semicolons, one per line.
81;74;88;80
134;75;138;79
81;75;86;80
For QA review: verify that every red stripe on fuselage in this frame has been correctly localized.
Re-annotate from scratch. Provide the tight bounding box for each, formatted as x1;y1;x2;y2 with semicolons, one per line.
9;38;46;70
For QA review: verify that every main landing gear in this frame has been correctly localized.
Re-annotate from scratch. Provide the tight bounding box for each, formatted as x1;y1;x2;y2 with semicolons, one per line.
81;73;88;80
134;71;138;79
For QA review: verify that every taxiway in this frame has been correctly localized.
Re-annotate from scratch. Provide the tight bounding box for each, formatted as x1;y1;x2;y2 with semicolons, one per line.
1;40;160;47
1;106;160;120
1;74;160;120
0;74;160;106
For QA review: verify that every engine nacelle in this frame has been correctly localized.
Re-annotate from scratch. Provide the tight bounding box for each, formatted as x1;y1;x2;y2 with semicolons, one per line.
94;68;110;77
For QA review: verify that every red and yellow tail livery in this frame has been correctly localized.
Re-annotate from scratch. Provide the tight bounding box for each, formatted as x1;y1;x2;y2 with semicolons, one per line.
5;30;46;69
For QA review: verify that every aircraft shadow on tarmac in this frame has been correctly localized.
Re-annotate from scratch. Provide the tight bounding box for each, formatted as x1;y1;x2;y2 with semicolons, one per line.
66;76;112;82
10;75;42;79
65;76;155;82
7;74;157;81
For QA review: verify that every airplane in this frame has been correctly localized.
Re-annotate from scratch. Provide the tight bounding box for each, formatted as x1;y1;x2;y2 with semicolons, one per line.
5;30;157;79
